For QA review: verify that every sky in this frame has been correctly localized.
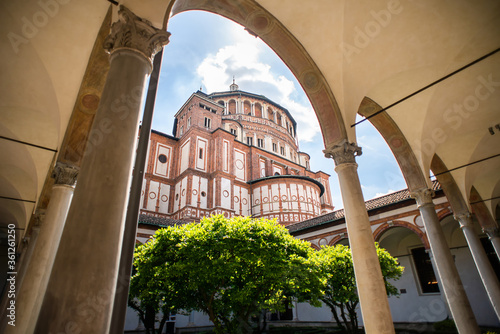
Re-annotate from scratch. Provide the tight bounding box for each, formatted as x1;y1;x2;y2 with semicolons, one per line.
151;11;407;210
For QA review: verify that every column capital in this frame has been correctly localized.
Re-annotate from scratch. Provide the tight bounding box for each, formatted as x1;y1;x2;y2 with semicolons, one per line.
483;227;500;240
52;162;79;186
104;6;170;65
454;212;473;229
410;188;434;208
323;139;362;166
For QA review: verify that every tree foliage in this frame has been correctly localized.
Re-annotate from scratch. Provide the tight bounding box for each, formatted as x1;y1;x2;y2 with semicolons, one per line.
314;244;404;334
130;215;324;334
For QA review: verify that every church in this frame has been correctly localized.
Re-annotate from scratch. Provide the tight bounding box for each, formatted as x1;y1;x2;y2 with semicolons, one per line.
138;82;333;226
1;1;499;333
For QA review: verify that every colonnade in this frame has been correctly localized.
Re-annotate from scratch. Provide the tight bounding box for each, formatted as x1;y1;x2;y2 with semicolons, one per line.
6;5;499;334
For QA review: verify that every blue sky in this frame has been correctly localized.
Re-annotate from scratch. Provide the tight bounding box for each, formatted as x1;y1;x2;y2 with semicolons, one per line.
151;11;407;209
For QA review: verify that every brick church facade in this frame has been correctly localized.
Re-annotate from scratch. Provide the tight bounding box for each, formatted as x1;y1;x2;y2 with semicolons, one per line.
139;82;334;226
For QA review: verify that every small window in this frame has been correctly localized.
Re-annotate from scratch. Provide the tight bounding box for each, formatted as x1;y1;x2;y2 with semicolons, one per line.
199;148;203;159
158;154;167;164
187;117;191;128
204;117;211;128
201;191;206;197
411;247;440;294
179;126;183;136
230;128;237;135
272;143;277;152
247;137;253;146
280;147;285;155
257;138;264;148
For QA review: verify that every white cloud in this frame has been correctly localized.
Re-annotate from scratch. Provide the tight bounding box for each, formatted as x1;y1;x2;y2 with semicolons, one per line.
196;26;321;142
375;190;396;198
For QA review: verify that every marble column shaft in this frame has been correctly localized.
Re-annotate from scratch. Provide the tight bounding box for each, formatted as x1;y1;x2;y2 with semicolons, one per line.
6;163;78;334
34;6;169;333
456;213;500;320
411;189;479;334
324;140;395;334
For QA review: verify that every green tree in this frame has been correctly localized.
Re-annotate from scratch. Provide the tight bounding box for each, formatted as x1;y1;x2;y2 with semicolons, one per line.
131;215;324;334
128;247;174;334
314;244;403;334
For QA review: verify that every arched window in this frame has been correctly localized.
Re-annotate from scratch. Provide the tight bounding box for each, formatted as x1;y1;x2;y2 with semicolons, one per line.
268;108;274;122
243;100;251;115
254;103;262;118
228;100;236;114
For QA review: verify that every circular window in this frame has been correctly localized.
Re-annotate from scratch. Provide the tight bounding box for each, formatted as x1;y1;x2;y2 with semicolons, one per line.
201;191;206;197
158;154;167;163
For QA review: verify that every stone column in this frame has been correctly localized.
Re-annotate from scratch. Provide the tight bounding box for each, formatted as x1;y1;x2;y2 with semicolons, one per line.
410;189;479;333
456;213;500;319
484;227;500;261
34;6;169;334
324;140;395;334
6;163;78;334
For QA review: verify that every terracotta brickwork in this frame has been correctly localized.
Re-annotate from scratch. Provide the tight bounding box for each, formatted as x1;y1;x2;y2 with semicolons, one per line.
140;88;334;225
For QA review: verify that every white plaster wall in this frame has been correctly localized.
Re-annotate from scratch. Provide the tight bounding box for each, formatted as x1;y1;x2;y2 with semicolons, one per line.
252;187;261;216
260;159;266;177
221;177;232;209
158;183;170;214
196;137;207;171
223;140;230;173
387;255;449;324
234;149;246;181
180;140;190;174
154;144;171;177
124;306;142;331
147;180;158;212
180;177;187;209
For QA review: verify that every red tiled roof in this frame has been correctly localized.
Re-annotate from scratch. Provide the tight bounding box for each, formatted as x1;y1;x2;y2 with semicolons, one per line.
138;214;187;228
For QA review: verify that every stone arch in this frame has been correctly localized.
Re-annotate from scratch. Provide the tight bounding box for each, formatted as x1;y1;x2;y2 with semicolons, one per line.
310;243;320;251
373;220;430;249
329;234;348;246
358;97;428;192
170;0;347;147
